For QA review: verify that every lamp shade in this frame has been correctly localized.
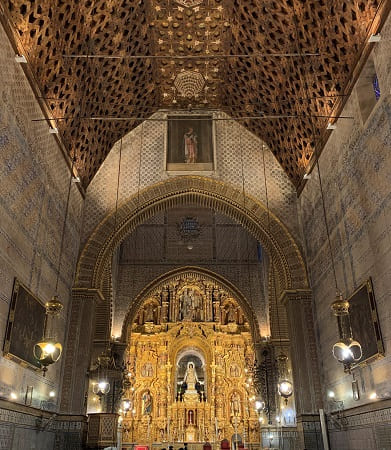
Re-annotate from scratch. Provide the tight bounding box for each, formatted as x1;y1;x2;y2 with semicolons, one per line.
33;340;62;372
278;379;293;398
332;338;362;365
93;380;110;396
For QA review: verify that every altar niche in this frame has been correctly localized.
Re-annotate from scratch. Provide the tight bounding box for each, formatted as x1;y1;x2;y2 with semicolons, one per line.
176;354;206;402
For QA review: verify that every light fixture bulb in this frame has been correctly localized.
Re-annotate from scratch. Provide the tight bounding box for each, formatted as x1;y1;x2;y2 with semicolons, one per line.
332;338;362;365
44;343;56;354
278;380;293;398
123;400;131;411
93;380;110;396
34;340;62;375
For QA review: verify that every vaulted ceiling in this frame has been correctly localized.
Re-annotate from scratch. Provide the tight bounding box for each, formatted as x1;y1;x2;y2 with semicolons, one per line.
3;0;387;188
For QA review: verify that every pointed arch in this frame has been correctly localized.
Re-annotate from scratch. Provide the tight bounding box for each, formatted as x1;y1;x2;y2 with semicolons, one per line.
75;177;308;297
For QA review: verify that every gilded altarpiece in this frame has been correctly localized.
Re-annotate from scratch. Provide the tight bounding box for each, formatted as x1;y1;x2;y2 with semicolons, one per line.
122;276;261;446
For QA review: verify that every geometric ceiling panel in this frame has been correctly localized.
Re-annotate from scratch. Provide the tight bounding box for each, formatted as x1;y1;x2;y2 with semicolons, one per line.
4;0;386;188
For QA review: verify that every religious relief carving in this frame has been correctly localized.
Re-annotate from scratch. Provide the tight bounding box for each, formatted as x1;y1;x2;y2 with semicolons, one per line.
144;302;157;323
230;364;240;378
131;273;250;331
178;287;203;321
221;300;243;325
141;362;154;377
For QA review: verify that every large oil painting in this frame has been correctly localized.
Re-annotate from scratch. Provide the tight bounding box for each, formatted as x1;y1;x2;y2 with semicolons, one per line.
166;114;214;171
3;279;46;369
349;278;384;366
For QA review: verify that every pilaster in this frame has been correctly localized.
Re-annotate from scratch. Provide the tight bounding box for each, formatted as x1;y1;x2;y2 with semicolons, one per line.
280;289;323;415
60;288;104;415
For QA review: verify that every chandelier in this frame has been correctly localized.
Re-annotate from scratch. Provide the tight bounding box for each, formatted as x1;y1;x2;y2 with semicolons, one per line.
34;155;77;374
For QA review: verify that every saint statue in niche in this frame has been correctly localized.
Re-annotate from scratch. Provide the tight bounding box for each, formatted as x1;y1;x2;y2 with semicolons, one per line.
142;390;152;415
141;362;153;377
227;305;237;323
230;392;241;416
230;364;240;378
184;127;198;163
144;303;155;323
178;289;193;320
178;288;203;321
183;361;198;391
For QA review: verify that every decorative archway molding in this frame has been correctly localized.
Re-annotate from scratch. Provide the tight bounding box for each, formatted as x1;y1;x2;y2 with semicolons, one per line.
120;266;262;344
75;176;308;296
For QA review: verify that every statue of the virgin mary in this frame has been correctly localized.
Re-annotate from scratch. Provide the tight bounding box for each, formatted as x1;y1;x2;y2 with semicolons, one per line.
183;361;198;391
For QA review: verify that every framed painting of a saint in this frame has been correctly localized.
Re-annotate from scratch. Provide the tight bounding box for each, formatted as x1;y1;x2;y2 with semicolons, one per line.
3;279;46;369
349;278;384;367
166;114;215;172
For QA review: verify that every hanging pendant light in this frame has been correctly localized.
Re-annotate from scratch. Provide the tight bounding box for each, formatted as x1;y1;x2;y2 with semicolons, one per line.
91;137;124;407
261;142;294;408
276;354;293;403
33;295;64;376
316;160;362;371
331;293;362;371
92;352;111;401
288;13;362;373
34;155;76;375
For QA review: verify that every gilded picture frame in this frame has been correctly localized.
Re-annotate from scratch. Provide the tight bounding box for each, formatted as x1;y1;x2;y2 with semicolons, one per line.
3;279;46;370
165;114;215;173
349;277;384;367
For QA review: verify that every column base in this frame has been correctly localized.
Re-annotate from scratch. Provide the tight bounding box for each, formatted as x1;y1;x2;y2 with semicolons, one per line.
296;414;324;450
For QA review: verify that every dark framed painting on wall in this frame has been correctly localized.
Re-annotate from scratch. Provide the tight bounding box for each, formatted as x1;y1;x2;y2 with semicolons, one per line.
3;279;46;369
349;278;384;367
166;114;215;172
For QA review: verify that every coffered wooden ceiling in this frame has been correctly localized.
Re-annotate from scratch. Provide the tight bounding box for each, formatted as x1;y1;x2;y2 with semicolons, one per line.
3;0;388;188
